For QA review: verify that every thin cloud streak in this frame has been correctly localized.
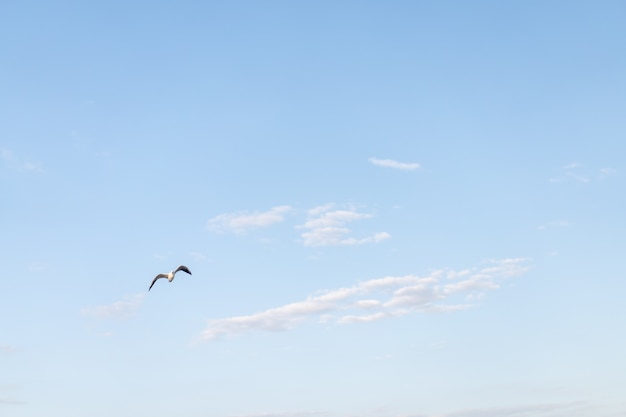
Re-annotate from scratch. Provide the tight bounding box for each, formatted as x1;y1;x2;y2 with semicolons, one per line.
369;157;420;171
81;293;145;319
207;205;292;234
199;258;529;341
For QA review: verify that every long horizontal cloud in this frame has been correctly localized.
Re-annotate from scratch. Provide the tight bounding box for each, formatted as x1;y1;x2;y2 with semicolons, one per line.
207;206;292;234
199;258;529;341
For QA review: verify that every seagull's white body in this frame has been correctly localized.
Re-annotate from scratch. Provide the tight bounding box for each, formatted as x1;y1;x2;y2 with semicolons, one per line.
149;265;192;291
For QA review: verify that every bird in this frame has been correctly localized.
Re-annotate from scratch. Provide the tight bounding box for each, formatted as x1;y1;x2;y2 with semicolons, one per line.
149;265;192;291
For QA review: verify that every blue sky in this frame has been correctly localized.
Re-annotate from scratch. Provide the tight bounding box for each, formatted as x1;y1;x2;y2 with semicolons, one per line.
2;1;626;416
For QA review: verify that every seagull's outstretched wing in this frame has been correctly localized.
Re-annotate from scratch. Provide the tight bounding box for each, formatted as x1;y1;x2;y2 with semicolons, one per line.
175;265;192;275
149;273;168;291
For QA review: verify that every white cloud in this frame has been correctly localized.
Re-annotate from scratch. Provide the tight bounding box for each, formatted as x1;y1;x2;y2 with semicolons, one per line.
0;147;43;173
369;157;420;171
207;205;292;234
199;287;359;341
302;208;371;229
207;203;391;246
198;258;529;341
81;293;145;319
384;277;441;308
298;205;391;247
306;203;335;216
353;299;382;309
337;312;389;324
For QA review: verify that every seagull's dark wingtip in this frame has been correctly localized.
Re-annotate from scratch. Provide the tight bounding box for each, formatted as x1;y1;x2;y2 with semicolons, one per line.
178;265;192;275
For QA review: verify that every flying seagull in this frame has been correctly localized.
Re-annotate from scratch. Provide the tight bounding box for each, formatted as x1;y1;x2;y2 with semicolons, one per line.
149;265;192;291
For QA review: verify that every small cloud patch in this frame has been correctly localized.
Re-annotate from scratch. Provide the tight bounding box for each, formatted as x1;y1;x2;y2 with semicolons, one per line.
369;157;420;171
81;294;145;320
207;206;292;234
297;205;391;247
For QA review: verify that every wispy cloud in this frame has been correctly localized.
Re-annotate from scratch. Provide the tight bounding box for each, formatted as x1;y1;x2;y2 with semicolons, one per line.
415;401;587;417
207;205;292;234
0;344;18;354
537;220;570;231
369;157;420;171
297;205;391;247
597;167;617;180
550;163;615;184
190;251;210;262
0;397;24;405
27;262;49;273
1;148;14;163
0;148;43;173
0;385;24;406
198;258;529;341
81;293;145;319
